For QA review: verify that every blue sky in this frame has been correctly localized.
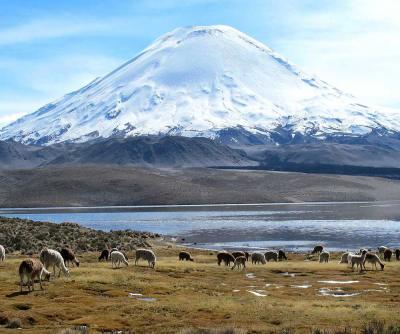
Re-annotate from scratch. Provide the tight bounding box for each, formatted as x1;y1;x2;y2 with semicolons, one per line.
1;0;400;127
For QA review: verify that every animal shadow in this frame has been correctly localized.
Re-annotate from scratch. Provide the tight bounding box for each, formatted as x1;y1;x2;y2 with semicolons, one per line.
7;291;30;298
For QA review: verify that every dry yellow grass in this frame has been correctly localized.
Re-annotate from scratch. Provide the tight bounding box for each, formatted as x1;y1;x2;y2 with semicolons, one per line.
1;247;400;333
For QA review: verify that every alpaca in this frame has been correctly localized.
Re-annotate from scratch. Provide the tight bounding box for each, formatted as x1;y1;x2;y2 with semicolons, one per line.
231;251;246;259
319;251;330;263
231;256;246;270
111;251;128;268
339;252;349;264
364;253;385;270
60;248;80;267
217;252;235;266
39;248;70;277
135;249;156;268
278;250;287;261
264;251;278;262
383;249;392;262
251;252;266;265
98;249;110;261
378;246;388;254
179;251;194;261
0;245;5;261
19;259;51;291
350;250;367;271
311;245;324;254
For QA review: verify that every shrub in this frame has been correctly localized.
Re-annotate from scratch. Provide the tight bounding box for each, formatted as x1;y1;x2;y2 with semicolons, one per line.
178;328;246;334
6;317;22;329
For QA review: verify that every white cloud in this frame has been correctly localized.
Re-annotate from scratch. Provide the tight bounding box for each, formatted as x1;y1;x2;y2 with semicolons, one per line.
267;1;400;109
0;18;114;46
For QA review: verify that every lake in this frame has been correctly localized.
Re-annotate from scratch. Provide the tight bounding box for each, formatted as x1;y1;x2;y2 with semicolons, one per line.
1;201;400;252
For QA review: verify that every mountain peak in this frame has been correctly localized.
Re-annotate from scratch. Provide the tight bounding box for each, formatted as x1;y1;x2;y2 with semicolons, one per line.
1;25;399;145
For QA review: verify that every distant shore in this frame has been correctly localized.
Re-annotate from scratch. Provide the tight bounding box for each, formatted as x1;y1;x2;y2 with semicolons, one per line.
2;165;400;208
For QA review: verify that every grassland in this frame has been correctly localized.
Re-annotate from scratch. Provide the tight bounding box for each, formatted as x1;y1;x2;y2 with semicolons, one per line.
1;246;400;333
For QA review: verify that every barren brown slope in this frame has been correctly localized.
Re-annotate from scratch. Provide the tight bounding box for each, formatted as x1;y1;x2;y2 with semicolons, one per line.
1;166;400;207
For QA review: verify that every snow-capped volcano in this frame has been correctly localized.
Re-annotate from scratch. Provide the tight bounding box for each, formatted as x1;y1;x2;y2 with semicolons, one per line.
1;25;399;145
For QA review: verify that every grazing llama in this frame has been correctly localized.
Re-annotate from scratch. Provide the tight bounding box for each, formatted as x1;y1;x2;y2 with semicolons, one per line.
350;250;367;272
312;245;324;254
251;252;266;265
60;248;80;267
364;253;385;271
179;251;194;261
231;251;245;259
111;251;128;268
395;249;400;261
0;245;5;261
278;250;287;261
265;251;278;262
378;246;388;254
98;249;110;261
19;259;51;291
217;252;235;266
319;251;330;263
231;256;246;270
339;252;349;264
40;248;70;277
135;249;156;268
383;249;392;262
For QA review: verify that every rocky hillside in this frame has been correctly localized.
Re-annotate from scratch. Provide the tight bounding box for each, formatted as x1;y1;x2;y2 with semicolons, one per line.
0;216;160;254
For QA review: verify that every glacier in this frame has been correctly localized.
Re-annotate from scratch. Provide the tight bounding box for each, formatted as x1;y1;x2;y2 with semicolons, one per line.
1;25;399;145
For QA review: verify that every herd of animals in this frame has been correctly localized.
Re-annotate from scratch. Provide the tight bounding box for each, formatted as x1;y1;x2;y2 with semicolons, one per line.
0;243;398;293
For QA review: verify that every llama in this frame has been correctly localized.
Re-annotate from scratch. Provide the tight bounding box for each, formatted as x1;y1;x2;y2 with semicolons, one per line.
60;248;80;267
251;252;266;265
311;245;324;254
135;249;156;268
395;249;400;261
231;251;245;259
98;249;110;261
217;252;235;266
231;256;246;270
0;245;5;261
378;246;388;254
339;252;349;264
278;250;287;261
40;248;70;277
19;259;51;292
319;251;330;263
350;250;367;271
264;251;278;262
111;251;128;268
383;249;392;262
179;251;194;261
364;253;385;270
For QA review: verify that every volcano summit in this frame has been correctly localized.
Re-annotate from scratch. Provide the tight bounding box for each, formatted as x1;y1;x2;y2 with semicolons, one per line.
1;25;399;146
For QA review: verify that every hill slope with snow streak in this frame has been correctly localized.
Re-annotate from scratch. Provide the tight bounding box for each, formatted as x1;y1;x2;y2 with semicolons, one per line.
1;25;399;145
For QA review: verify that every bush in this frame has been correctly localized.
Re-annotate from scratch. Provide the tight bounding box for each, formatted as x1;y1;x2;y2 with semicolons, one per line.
6;317;22;329
178;328;246;334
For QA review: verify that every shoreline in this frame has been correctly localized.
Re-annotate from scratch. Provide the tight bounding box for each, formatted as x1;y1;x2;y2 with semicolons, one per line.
2;200;400;215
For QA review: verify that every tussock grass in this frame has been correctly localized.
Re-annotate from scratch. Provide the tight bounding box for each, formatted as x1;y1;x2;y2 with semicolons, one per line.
0;247;400;333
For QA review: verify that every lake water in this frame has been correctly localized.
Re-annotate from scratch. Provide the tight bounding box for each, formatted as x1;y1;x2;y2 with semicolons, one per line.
1;201;400;252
